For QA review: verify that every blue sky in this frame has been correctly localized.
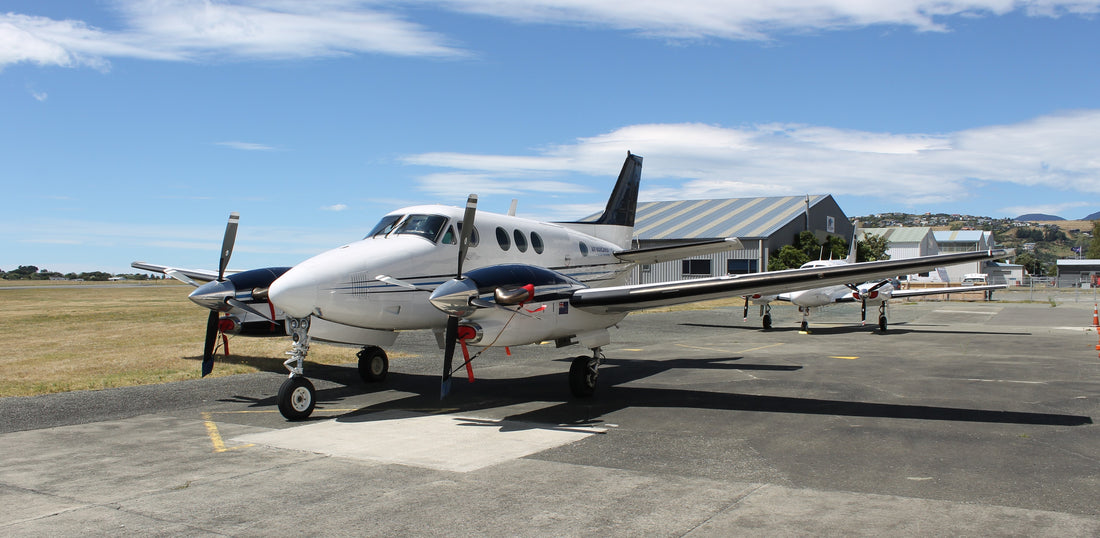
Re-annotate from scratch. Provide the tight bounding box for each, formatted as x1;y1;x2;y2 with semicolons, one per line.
3;1;1099;274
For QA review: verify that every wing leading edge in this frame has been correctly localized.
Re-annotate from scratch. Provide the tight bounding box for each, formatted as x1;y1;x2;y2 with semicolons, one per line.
614;238;744;265
571;249;1011;313
131;262;221;285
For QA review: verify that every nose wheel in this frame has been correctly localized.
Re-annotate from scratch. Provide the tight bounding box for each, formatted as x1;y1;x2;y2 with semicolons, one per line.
277;376;316;421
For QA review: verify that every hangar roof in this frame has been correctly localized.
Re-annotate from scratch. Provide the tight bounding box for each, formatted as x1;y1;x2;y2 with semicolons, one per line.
859;227;934;244
934;230;989;243
584;195;832;240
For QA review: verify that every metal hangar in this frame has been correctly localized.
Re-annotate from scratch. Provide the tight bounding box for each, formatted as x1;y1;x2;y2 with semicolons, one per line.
586;194;853;284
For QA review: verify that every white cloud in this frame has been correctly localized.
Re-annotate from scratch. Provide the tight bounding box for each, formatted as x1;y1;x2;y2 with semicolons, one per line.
407;110;1100;212
0;1;464;70
216;141;275;151
321;204;349;212
5;1;1099;70
437;0;1100;40
998;201;1092;218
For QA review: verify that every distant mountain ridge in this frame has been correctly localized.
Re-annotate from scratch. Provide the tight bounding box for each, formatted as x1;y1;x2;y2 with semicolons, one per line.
1015;213;1065;221
1016;212;1100;221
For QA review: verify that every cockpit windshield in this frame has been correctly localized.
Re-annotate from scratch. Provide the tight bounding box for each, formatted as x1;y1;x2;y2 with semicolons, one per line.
366;215;402;239
393;214;449;241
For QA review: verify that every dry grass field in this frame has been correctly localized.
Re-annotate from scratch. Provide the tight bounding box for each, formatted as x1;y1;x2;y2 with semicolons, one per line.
1;283;385;398
1;281;1009;398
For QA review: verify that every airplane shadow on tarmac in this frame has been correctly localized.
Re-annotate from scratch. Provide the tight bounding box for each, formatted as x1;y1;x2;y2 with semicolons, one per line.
678;322;1029;337
228;354;1091;428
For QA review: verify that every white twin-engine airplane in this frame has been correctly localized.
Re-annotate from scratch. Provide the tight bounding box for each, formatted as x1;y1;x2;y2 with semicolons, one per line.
743;230;1007;333
139;153;1009;420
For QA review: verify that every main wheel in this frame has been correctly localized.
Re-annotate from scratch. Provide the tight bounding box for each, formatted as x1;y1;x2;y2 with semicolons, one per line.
277;376;316;421
357;346;388;383
878;315;888;332
762;314;772;330
569;355;598;398
800;320;809;332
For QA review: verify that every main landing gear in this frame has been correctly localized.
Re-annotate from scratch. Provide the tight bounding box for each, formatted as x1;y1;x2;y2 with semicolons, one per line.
877;303;888;333
275;317;391;421
357;345;389;383
761;304;772;330
568;349;604;398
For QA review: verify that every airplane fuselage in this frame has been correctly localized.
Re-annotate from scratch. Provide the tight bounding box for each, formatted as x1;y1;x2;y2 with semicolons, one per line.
269;204;634;339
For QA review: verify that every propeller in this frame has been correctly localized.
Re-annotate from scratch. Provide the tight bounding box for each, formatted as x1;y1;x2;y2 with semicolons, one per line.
441;195;477;397
202;212;239;376
847;279;892;325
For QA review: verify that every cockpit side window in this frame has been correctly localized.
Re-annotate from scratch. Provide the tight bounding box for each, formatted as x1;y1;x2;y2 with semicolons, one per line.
456;222;479;247
441;225;456;245
366;215;403;238
394;214;449;242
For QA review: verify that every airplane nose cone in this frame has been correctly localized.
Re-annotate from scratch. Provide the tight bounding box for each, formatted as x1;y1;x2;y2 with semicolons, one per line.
269;267;318;318
189;280;234;312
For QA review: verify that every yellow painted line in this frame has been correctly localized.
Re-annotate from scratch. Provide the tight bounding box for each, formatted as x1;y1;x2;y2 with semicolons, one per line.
830;356;860;360
622;348;644;352
737;343;785;354
201;412;254;453
675;342;785;354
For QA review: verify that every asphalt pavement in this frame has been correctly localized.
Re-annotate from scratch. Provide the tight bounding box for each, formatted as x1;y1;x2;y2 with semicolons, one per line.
2;296;1098;536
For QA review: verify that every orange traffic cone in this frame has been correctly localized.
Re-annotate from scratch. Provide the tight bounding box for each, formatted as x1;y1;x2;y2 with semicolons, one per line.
1093;304;1099;327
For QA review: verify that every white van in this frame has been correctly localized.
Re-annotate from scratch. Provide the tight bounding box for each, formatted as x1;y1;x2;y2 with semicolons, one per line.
961;273;988;286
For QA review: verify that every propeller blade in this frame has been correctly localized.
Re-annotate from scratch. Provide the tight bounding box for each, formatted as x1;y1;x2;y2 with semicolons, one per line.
845;283;860;292
202;310;219;377
217;212;240;281
456;195;477;278
743;297;749;321
226;298;275;321
861;298;867;325
441;316;458;398
869;279;891;292
165;268;201;287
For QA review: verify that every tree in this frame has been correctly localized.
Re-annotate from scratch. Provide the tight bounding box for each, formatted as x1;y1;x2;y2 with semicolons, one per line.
795;231;820;260
856;234;891;262
822;235;849;260
4;265;39;280
768;244;810;271
1015;252;1042;275
1087;221;1100;259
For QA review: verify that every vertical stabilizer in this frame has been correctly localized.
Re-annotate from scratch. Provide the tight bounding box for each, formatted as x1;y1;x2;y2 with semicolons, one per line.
590;152;642;227
847;222;860;264
555;152;642;248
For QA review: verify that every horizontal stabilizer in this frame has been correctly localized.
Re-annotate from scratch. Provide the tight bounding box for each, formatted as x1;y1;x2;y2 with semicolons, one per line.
131;261;223;284
615;238;744;265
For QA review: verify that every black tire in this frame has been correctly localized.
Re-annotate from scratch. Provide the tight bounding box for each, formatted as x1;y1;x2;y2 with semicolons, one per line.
357;346;388;383
878;315;888;332
762;314;772;330
569;355;597;398
277;376;316;421
800;320;809;332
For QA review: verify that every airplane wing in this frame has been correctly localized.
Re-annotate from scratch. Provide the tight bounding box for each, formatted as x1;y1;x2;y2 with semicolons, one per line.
571;249;1011;313
614;238;744;265
131;261;220;286
876;283;1006;300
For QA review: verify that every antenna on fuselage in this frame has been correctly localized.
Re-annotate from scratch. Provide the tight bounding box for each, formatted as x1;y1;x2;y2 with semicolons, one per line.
508;199;518;216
